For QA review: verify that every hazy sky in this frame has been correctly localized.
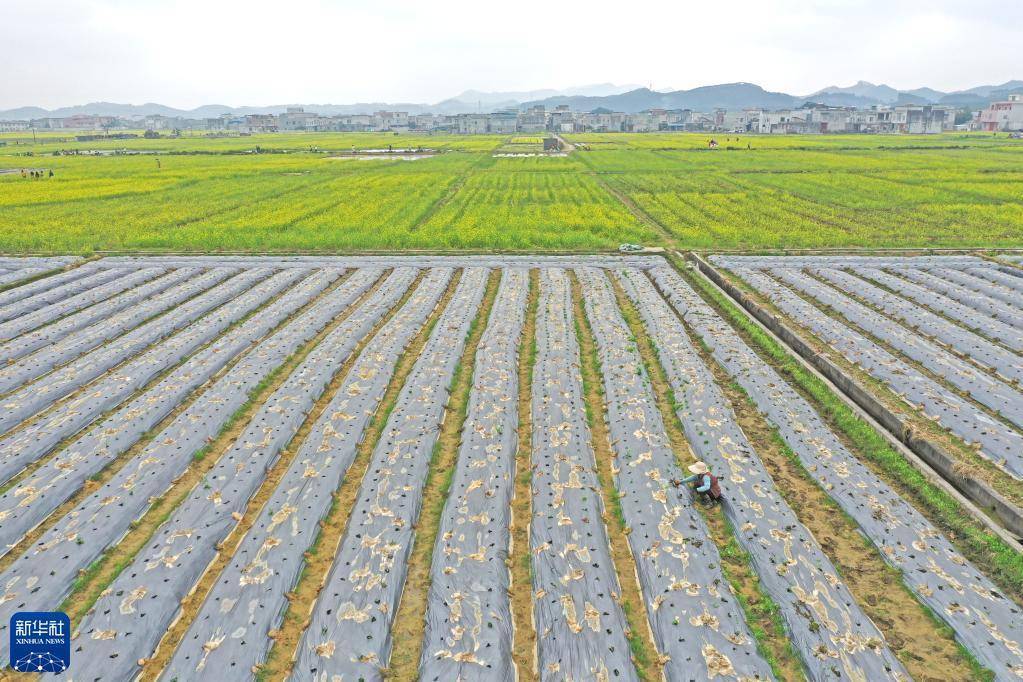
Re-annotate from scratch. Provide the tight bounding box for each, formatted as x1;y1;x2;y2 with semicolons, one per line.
4;0;1021;109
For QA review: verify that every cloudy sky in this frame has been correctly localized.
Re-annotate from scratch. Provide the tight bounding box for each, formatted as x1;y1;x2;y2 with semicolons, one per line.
4;0;1021;109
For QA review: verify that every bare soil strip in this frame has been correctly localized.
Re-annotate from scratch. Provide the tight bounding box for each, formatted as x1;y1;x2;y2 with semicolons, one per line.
609;275;806;681
252;271;462;681
664;269;983;681
385;269;502;677
55;269;403;629
509;269;539;680
568;271;661;680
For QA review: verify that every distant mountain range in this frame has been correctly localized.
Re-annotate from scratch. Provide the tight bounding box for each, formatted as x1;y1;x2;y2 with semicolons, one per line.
2;80;1021;120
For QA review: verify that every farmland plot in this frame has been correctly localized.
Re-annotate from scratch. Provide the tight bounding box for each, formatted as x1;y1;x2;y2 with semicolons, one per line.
714;255;1023;478
0;256;81;288
0;254;1018;681
649;264;1023;680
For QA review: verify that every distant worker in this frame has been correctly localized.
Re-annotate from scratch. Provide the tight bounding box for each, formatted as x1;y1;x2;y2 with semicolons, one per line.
672;461;722;504
49;169;54;177
156;158;161;169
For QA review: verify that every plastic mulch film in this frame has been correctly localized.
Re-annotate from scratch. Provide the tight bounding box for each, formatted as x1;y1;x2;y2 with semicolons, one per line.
710;255;985;270
0;265;247;396
151;260;406;676
0;268;345;555
90;255;665;270
0;267;51;288
159;265;460;680
0;267;281;483
771;268;1023;429
817;268;1023;385
0;267;200;365
0;267;260;436
418;269;528;682
933;268;1023;309
651;265;1023;680
899;269;1023;330
291;268;488;682
619;269;909;681
735;267;1023;480
0;267;143;326
967;267;1023;296
57;269;452;682
855;268;1023;355
0;263;97;310
579;267;775;682
0;268;396;658
529;268;638;682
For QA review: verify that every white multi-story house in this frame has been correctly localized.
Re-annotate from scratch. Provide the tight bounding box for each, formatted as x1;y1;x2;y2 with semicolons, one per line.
979;94;1023;131
278;107;319;130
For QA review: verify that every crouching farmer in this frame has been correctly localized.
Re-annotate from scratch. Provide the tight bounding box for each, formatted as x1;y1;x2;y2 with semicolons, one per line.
672;461;722;505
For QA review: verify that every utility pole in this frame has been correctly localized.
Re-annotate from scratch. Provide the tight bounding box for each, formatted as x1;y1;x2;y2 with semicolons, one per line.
31;127;37;145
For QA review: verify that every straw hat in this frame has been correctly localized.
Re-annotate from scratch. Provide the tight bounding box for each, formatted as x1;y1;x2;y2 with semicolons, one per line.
687;461;709;475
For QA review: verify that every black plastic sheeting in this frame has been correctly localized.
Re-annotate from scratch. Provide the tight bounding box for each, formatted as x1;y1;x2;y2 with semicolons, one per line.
0;262;94;310
899;269;1023;330
0;268;394;661
619;269;909;681
0;258;79;288
735;267;1023;480
854;268;1023;358
418;269;528;681
61;269;450;682
0;267;256;436
0;267;199;365
529;268;637;682
650;265;1023;681
0;265;242;396
771;268;1023;430
0;268;278;484
711;255;985;270
157;265;440;679
292;268;487;682
0;267;138;326
815;267;1023;385
579;267;774;681
934;268;1023;309
0;268;342;555
968;267;1023;296
91;255;664;270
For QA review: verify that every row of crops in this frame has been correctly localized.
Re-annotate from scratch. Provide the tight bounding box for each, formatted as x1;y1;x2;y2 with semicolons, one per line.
0;255;1021;680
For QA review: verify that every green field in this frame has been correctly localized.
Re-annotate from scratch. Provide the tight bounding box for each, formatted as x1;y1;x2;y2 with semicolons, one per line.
1;131;1021;252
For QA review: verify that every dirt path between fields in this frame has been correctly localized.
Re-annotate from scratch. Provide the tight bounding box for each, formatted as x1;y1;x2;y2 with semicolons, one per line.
509;270;539;680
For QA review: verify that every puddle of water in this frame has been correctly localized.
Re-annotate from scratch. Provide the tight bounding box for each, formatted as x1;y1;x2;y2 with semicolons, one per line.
326;155;430;161
492;152;568;158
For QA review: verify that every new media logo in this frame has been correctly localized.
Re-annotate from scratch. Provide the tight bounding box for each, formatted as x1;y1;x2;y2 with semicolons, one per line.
9;612;70;673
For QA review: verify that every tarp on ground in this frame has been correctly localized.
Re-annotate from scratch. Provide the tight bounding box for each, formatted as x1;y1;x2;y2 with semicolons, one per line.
292;268;488;682
419;269;528;682
528;268;637;682
580;267;774;681
60;269;451;682
619;269;909;681
651;265;1023;680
